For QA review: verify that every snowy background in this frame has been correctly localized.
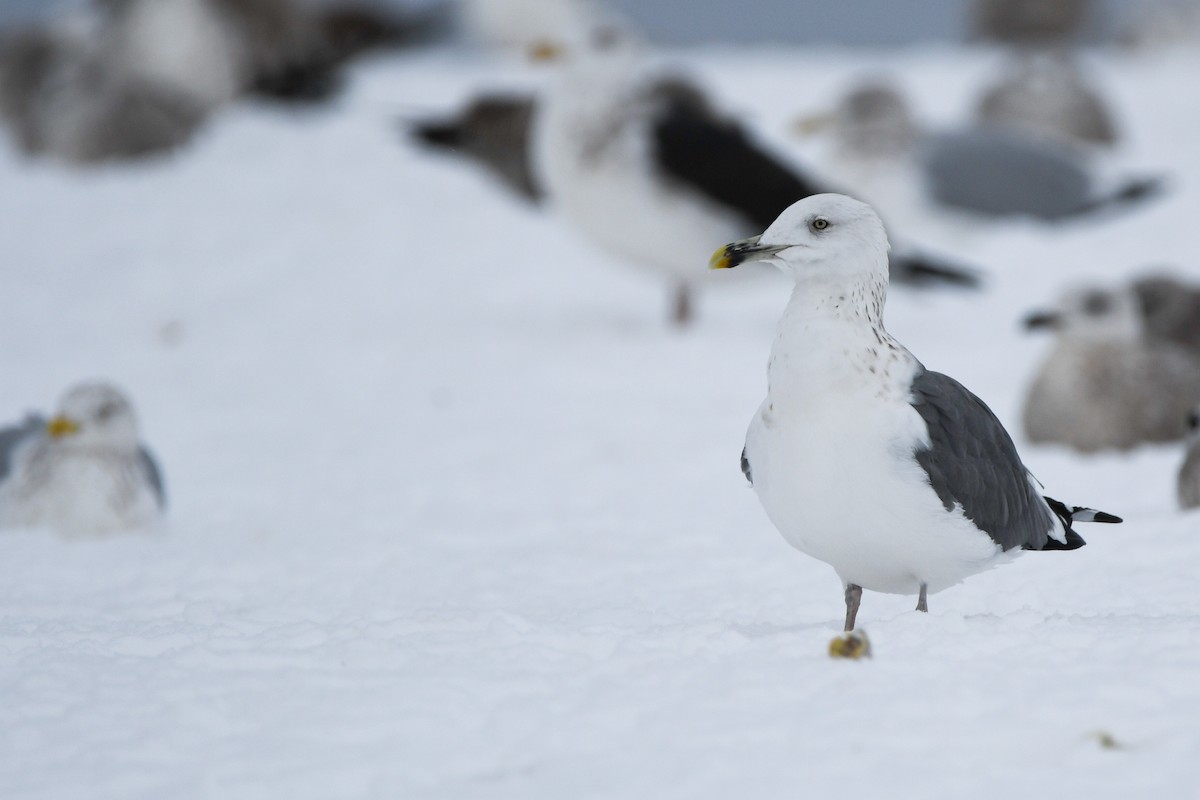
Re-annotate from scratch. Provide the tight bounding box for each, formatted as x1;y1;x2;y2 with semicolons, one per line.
2;39;1200;800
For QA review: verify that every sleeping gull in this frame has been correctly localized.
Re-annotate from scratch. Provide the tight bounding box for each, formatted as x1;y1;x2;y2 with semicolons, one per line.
534;44;978;325
711;194;1120;637
0;382;166;536
1022;285;1200;452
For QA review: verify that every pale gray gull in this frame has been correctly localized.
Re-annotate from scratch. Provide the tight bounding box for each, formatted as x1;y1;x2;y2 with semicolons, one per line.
1023;285;1200;452
0;382;165;536
710;194;1119;634
534;44;978;325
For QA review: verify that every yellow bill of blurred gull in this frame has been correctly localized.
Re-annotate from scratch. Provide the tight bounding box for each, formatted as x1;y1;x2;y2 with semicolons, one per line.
710;194;1120;637
0;382;166;536
1022;285;1200;452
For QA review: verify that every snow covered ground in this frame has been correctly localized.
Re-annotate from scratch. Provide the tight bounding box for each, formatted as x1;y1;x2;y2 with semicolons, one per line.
2;43;1200;799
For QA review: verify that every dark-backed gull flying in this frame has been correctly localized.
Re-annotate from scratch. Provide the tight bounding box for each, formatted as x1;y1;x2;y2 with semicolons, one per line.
533;45;978;325
1022;285;1200;452
0;382;165;536
711;194;1119;635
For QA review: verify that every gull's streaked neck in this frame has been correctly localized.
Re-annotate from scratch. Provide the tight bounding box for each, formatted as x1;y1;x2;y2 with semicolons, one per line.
778;261;890;330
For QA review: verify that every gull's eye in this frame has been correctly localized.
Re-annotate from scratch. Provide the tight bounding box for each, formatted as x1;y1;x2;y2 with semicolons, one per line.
95;402;120;422
811;217;830;232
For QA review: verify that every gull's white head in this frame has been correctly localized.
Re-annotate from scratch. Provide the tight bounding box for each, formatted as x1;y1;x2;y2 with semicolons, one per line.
710;194;891;284
46;382;141;452
1024;285;1143;343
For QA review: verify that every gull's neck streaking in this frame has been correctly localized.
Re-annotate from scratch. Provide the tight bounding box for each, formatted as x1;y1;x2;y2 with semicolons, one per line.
768;268;915;402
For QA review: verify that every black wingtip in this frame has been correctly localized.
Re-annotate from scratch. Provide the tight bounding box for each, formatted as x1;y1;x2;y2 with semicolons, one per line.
1036;528;1087;550
1111;175;1166;205
410;120;461;149
889;253;984;290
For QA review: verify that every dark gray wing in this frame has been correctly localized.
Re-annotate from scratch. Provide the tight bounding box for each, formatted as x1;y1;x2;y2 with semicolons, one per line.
0;414;43;484
649;78;828;230
909;368;1059;551
138;447;167;508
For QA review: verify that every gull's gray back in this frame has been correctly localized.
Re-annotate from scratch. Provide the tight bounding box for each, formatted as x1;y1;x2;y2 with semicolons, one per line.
909;368;1055;551
923;128;1090;220
138;447;166;508
0;414;43;484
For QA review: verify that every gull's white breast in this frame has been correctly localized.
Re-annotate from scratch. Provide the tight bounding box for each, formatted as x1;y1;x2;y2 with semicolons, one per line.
745;332;1007;595
0;446;161;536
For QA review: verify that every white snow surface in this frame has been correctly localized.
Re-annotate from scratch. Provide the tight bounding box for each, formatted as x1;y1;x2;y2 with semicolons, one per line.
2;45;1200;799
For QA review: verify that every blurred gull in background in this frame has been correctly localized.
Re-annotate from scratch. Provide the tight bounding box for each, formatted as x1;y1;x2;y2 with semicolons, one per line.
532;37;978;325
0;0;439;164
975;51;1119;149
1022;285;1200;452
0;382;166;536
970;0;1096;45
806;78;1161;223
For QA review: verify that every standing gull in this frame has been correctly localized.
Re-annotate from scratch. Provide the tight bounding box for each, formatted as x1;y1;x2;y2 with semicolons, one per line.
533;45;978;326
711;194;1119;637
0;382;166;536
